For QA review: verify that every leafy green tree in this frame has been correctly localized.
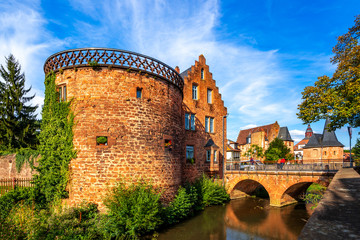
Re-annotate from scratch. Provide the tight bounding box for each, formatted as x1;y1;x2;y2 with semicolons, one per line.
297;15;360;130
264;148;282;162
352;138;360;164
0;54;38;149
243;144;264;159
264;138;290;162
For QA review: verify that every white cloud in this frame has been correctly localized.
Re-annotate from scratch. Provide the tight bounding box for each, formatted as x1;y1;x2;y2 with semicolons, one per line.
290;129;305;136
0;1;64;117
240;124;257;130
67;0;336;141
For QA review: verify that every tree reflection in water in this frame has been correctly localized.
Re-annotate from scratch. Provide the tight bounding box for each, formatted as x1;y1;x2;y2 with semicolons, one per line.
159;198;313;240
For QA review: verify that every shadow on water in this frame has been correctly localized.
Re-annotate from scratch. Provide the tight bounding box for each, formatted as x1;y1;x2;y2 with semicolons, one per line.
158;198;313;240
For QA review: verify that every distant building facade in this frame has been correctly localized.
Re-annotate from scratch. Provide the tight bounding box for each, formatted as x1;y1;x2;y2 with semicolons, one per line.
294;124;313;160
302;119;344;163
226;139;241;162
236;122;293;160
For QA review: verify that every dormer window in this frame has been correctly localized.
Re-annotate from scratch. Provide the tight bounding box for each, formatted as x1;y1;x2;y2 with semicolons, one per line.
201;68;204;80
246;135;251;144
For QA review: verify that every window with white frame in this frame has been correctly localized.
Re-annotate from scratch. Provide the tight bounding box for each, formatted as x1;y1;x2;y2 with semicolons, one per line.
190;114;195;130
214;150;217;162
205;117;209;132
206;150;211;162
186;146;194;159
58;85;67;102
192;84;198;100
185;113;195;131
207;89;212;104
185;113;190;130
205;116;214;133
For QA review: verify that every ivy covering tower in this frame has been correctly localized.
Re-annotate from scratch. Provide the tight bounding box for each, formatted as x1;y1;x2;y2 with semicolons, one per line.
0;54;38;150
34;72;76;203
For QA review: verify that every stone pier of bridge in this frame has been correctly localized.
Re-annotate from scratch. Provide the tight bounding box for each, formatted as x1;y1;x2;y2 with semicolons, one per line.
225;170;335;207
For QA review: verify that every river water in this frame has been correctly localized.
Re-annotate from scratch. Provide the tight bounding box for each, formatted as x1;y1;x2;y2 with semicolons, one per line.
158;198;314;240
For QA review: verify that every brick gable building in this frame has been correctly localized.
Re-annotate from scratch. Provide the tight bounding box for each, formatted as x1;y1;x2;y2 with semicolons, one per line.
180;55;227;180
236;122;293;160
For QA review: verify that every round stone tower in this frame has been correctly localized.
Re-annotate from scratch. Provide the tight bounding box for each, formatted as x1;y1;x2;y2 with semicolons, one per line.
44;48;184;209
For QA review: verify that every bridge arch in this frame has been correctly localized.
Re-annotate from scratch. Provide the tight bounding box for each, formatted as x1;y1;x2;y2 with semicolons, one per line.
226;172;333;207
229;178;270;199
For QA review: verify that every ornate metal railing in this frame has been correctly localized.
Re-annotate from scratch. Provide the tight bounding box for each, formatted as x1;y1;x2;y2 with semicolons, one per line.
43;48;184;91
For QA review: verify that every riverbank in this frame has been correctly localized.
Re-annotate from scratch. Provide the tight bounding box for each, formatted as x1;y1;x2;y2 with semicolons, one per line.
299;167;360;239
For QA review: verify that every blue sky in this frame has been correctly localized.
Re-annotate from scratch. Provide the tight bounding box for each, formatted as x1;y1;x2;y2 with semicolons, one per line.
0;0;359;148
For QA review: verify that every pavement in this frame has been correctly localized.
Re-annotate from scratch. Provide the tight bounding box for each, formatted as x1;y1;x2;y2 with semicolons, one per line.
299;167;360;240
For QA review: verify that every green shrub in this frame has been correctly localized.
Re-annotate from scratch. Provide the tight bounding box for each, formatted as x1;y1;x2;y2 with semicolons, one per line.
104;180;163;239
191;174;230;208
96;136;108;145
0;188;35;223
0;188;39;239
13;202;102;240
164;186;196;225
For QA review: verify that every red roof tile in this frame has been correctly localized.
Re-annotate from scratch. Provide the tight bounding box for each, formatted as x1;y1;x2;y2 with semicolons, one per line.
236;122;277;145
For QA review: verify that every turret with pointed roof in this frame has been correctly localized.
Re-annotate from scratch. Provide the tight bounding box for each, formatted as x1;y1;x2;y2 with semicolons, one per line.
303;118;344;149
305;124;313;138
278;127;293;142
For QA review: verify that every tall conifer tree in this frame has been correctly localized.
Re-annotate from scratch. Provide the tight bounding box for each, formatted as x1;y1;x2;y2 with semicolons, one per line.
0;54;38;149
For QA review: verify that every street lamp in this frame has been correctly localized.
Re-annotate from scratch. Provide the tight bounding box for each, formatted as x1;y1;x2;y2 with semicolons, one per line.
222;114;228;185
348;126;353;167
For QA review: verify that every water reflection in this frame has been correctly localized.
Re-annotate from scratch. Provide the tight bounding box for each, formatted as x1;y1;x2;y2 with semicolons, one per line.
158;198;313;240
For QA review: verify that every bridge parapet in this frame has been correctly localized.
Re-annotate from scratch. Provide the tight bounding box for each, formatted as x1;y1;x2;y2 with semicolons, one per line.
226;159;349;173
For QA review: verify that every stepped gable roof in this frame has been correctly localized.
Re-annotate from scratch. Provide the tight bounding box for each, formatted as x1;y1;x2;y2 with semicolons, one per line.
204;139;219;148
278;127;293;142
236;122;277;145
322;118;344;147
180;67;192;78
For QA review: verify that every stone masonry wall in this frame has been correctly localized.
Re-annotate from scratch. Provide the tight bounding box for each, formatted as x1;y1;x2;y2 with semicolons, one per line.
55;67;184;209
303;146;343;163
0;154;37;178
181;55;227;181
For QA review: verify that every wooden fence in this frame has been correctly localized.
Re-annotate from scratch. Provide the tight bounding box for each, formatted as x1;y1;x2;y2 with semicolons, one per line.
0;178;33;195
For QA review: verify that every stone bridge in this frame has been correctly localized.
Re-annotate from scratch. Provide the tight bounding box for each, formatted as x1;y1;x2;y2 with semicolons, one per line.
225;170;335;207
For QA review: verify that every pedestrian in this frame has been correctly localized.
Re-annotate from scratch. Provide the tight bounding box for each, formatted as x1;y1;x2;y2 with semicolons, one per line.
280;158;285;169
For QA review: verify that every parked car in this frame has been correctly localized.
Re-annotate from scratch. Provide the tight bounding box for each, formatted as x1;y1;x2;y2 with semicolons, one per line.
240;160;264;170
